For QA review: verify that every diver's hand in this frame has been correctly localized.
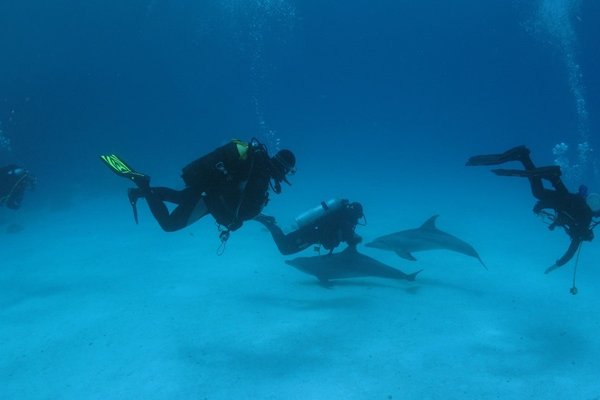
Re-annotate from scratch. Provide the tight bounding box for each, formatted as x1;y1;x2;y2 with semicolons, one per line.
351;234;363;245
545;263;560;274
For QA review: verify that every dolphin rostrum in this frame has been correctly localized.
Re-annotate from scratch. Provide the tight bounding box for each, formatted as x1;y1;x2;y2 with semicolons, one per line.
285;246;421;285
365;215;486;268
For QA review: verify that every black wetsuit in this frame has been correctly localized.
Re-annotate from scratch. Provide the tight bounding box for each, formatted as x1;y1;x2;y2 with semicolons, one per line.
516;155;594;266
0;165;33;210
138;140;277;232
139;186;205;232
530;178;594;266
256;200;363;255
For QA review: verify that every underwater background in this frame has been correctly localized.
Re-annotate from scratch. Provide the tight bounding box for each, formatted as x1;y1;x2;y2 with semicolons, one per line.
2;1;600;399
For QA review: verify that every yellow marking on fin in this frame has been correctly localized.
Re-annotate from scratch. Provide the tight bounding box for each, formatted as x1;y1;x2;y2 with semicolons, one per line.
101;154;133;175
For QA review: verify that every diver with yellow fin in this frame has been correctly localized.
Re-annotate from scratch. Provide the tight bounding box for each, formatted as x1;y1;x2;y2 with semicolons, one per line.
100;138;296;243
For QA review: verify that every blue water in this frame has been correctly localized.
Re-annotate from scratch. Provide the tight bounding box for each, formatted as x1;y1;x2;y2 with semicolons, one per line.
2;1;600;399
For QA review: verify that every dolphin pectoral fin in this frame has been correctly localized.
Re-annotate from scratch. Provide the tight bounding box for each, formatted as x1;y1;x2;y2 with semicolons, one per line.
478;257;488;270
317;277;333;288
395;250;417;261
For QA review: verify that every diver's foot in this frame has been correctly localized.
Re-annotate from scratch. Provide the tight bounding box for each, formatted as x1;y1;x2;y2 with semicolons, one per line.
127;188;143;224
466;145;530;166
492;166;561;178
129;173;151;190
127;188;145;206
254;213;277;226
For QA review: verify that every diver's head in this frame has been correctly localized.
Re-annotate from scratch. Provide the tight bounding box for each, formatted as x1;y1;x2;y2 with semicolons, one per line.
578;184;589;198
586;192;600;213
270;149;296;184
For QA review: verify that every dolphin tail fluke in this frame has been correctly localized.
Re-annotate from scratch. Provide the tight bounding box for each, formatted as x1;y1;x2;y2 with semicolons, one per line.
406;269;423;281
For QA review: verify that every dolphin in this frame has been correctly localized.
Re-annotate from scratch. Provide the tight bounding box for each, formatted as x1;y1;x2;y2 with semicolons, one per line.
285;246;421;285
365;215;486;268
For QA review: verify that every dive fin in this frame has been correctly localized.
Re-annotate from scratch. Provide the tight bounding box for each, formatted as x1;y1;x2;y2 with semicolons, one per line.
492;166;561;179
100;154;138;177
100;154;150;187
466;146;529;166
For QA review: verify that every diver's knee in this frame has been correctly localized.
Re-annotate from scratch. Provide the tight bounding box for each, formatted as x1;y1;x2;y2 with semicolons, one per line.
159;221;184;232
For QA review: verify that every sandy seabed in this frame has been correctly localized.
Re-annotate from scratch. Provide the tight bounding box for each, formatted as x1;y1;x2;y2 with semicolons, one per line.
2;175;600;400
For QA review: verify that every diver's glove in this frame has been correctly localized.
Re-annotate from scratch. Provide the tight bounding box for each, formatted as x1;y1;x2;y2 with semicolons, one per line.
349;234;362;246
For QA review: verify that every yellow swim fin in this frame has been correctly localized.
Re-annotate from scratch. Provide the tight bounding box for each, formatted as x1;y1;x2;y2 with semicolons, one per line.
100;154;141;177
99;154;150;189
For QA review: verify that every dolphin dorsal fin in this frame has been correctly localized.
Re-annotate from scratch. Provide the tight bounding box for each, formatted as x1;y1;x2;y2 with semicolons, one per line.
419;215;439;230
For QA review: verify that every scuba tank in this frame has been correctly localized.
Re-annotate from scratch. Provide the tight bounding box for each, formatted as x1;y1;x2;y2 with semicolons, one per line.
181;140;246;188
294;198;347;228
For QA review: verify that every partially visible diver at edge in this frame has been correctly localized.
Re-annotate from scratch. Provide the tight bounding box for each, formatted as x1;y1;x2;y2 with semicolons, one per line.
466;145;600;276
0;164;36;210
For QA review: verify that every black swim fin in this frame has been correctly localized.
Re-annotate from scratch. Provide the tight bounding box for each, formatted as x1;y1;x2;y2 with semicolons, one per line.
466;145;530;166
254;213;277;226
492;166;561;178
100;154;150;188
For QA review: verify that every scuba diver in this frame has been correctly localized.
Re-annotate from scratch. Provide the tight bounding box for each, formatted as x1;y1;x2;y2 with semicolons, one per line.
100;138;296;243
0;164;36;210
466;145;600;274
254;198;365;255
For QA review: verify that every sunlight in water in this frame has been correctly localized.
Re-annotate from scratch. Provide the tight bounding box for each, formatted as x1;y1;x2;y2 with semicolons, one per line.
222;0;296;151
0;119;12;152
533;0;593;183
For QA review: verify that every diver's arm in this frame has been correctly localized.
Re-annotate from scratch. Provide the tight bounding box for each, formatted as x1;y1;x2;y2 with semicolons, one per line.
545;238;581;273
